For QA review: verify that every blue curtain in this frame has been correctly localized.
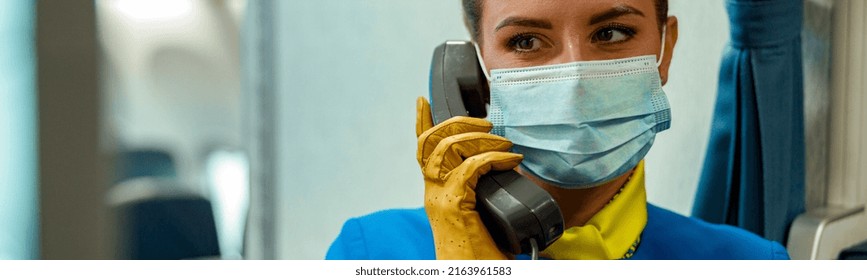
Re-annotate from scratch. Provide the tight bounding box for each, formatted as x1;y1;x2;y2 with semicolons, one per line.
692;0;805;244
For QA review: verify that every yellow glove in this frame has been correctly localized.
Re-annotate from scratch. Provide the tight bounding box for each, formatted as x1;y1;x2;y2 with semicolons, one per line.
415;97;523;260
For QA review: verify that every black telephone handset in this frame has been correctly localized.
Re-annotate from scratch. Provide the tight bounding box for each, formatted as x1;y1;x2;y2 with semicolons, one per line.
429;41;564;258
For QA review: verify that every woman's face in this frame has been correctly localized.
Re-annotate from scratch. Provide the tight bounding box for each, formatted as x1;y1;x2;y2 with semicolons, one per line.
478;0;677;84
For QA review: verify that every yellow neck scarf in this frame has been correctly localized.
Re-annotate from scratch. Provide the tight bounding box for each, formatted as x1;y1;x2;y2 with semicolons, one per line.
540;160;648;260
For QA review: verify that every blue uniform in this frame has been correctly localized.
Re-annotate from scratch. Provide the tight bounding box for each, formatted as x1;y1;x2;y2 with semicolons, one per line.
326;204;789;260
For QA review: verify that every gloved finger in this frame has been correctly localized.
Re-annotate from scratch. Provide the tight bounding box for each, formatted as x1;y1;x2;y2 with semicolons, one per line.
416;96;434;138
424;151;523;210
450;151;524;209
424;132;513;180
417;116;493;168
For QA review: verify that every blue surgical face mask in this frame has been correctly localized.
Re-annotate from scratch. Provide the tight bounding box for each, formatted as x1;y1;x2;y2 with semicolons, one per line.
479;43;671;189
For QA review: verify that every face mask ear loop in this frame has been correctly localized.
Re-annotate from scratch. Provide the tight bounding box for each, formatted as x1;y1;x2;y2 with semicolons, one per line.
473;41;493;81
656;26;667;67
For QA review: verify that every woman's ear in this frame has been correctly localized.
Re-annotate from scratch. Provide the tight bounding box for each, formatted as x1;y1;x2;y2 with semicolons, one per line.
658;16;678;85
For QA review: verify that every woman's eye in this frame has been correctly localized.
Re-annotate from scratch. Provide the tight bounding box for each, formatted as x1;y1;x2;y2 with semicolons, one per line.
592;27;634;44
508;34;545;52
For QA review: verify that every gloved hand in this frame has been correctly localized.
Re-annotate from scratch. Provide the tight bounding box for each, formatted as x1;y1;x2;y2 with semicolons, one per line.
415;96;523;260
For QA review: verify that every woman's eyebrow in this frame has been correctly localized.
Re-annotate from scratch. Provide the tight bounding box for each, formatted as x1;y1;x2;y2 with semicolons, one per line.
494;17;553;31
589;5;646;25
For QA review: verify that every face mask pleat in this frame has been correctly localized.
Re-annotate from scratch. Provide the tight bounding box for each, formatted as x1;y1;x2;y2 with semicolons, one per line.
517;135;656;188
504;116;657;154
492;72;663;127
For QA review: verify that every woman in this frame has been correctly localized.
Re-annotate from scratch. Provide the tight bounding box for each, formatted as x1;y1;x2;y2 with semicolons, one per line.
326;0;789;260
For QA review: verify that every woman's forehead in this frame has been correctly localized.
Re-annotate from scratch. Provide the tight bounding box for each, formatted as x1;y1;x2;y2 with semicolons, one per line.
480;0;658;26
